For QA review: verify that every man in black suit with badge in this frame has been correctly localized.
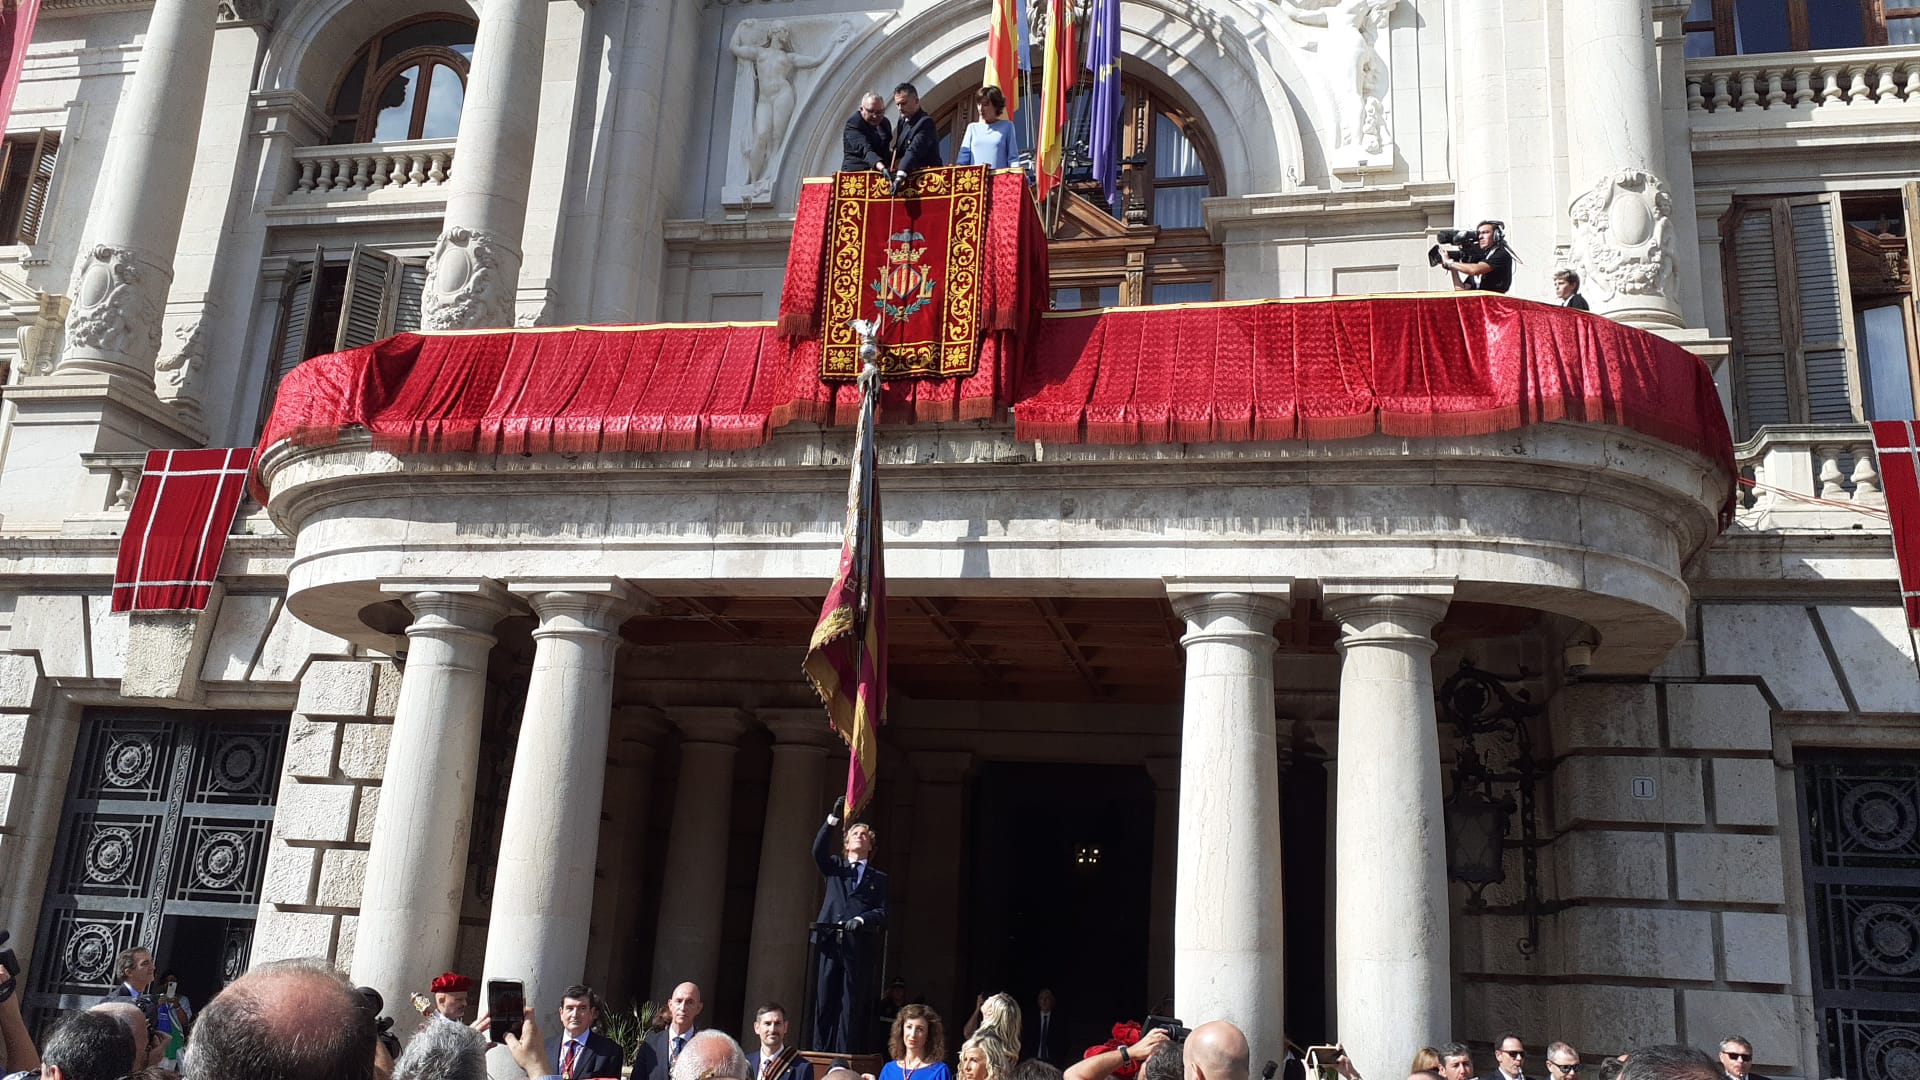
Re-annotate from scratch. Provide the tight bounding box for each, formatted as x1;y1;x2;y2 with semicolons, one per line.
811;796;887;1053
545;985;623;1078
888;82;942;195
842;93;892;175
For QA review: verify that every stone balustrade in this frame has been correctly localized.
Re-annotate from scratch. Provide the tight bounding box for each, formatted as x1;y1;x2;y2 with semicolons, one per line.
78;451;147;512
1686;45;1920;115
1733;423;1889;527
289;139;456;197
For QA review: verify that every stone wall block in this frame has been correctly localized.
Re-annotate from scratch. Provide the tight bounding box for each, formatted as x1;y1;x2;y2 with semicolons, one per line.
251;909;337;966
1455;913;1552;976
0;715;26;767
1550;683;1658;751
371;662;402;719
1721;912;1793;985
1666;683;1772;751
1554;829;1670;901
0;653;44;710
276;781;356;843
337;915;358;971
0;773;14;827
1711;758;1781;827
1674;833;1787;904
352;785;379;844
1561;906;1715;981
1458;979;1554;1043
297;660;376;717
1678;990;1798;1069
283;718;338;780
1552;983;1678;1053
337;723;391;781
259;845;318;905
316;848;369;908
1554;757;1705;829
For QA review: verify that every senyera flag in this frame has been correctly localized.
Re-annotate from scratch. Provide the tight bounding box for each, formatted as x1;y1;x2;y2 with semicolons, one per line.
0;0;40;132
112;448;253;612
984;0;1021;117
803;368;888;817
1872;421;1920;631
1035;0;1078;201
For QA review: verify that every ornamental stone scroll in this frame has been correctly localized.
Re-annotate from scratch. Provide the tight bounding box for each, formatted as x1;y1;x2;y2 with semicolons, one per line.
59;244;169;377
1569;167;1679;311
421;226;517;331
722;16;857;209
1277;0;1401;176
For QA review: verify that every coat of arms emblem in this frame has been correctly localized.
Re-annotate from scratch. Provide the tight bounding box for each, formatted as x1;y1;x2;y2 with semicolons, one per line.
869;229;937;320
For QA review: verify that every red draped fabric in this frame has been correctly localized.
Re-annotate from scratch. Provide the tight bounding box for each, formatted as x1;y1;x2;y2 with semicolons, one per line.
777;178;833;338
1872;421;1920;628
113;448;253;612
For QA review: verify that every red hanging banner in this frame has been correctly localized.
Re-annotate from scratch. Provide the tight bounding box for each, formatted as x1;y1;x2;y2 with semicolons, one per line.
0;0;41;132
1872;420;1920;629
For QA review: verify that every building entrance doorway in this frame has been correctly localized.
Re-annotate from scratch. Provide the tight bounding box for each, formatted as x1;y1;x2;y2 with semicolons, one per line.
964;762;1156;1058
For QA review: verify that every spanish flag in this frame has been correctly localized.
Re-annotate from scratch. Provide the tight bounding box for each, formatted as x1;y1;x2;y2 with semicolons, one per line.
984;0;1021;116
803;366;888;817
1036;0;1078;200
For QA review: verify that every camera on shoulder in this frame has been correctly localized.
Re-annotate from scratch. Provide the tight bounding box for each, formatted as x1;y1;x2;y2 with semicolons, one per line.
1428;226;1488;268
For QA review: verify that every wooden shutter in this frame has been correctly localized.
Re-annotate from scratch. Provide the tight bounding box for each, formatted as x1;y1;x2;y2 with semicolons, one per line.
333;243;400;350
1725;195;1862;436
1729;203;1794;432
15;131;59;245
1789;195;1862;423
262;247;324;419
393;259;427;333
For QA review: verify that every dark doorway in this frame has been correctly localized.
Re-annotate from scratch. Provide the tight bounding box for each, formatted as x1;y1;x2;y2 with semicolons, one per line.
155;915;249;1014
1281;750;1330;1046
965;762;1155;1058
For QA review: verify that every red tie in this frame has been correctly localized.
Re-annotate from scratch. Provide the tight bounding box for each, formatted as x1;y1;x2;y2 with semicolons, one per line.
562;1040;578;1079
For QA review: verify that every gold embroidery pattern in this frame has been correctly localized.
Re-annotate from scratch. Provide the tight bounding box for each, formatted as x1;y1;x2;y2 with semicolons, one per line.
821;165;987;380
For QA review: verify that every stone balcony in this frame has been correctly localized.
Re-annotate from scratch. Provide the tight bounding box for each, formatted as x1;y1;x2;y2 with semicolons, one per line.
1684;44;1920;150
267;138;455;224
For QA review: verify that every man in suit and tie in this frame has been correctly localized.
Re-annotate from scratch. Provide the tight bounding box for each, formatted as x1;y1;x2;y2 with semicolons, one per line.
747;1002;815;1080
639;982;706;1080
888;82;942;195
811;797;888;1053
544;985;623;1079
842;93;892;175
1027;989;1066;1066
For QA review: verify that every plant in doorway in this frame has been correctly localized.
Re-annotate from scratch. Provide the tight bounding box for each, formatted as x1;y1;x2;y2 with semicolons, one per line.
600;998;661;1073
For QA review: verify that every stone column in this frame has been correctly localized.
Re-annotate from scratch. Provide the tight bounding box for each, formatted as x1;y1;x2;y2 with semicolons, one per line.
649;707;749;998
1322;579;1454;1075
901;750;973;1025
1166;582;1291;1064
741;709;838;1032
1564;0;1684;328
56;0;221;381
1144;757;1180;1010
585;707;670;996
420;0;550;328
351;581;513;1015
481;581;643;1017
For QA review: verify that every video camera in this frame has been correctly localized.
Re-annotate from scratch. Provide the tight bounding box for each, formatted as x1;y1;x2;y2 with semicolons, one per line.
1143;1015;1191;1043
355;985;403;1059
1428;225;1496;269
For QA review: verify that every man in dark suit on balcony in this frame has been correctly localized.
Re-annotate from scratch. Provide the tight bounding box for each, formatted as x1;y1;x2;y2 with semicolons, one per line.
811;798;887;1053
888;83;942;195
842;93;893;175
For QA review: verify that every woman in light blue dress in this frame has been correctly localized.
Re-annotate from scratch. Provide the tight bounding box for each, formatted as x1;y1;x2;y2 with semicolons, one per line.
957;86;1017;168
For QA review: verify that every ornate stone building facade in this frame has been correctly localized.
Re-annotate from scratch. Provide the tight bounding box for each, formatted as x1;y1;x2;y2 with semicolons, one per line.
0;1;1915;1079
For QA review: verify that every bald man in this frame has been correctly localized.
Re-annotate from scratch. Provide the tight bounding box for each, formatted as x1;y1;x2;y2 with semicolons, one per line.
87;1001;158;1072
1185;1022;1251;1080
639;983;705;1080
182;958;377;1080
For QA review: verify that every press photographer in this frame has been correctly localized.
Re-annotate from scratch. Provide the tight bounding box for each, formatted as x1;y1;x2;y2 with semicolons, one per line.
1430;221;1513;294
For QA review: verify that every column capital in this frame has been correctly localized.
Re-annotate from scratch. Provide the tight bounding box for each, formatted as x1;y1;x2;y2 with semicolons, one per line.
668;706;750;745
508;578;652;634
1163;577;1293;611
1321;578;1453;654
382;578;516;632
1167;584;1291;650
758;708;842;750
908;750;975;785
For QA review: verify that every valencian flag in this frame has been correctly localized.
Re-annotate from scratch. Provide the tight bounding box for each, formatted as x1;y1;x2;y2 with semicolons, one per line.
1035;0;1078;201
804;364;888;817
984;0;1022;116
1872;422;1920;644
1086;0;1122;206
0;0;41;131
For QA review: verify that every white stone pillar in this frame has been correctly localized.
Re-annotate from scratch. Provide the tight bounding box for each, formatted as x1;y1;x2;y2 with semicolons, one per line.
901;750;972;1026
1564;0;1684;328
1167;581;1291;1065
1322;579;1454;1075
351;581;513;1017
420;0;550;328
57;0;222;381
1145;756;1180;1009
741;709;837;1032
481;581;642;1017
649;707;749;998
585;707;670;996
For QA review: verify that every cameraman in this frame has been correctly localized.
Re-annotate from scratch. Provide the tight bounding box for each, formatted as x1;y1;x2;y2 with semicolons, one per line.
1440;221;1513;294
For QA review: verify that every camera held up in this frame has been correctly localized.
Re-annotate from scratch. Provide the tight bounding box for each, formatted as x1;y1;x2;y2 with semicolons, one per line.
1428;227;1488;269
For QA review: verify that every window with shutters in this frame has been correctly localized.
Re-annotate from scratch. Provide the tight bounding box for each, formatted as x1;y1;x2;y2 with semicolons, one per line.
0;130;60;246
258;245;428;427
1723;189;1920;436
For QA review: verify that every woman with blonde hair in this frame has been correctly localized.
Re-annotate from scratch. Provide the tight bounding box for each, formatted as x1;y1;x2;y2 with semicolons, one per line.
961;1031;1018;1080
883;1004;951;1080
1411;1049;1443;1075
962;992;1022;1063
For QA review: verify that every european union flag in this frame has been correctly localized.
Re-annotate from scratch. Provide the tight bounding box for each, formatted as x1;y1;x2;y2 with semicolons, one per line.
1087;0;1122;208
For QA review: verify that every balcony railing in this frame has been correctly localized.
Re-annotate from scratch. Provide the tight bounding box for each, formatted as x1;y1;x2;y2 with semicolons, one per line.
1732;424;1890;530
1686;44;1920;115
287;138;456;198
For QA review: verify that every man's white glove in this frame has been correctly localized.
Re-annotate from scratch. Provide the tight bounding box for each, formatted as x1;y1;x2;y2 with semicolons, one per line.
847;917;865;931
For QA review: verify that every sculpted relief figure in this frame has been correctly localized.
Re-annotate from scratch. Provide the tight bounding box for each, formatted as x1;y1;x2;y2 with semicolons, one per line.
732;18;851;190
1280;0;1400;164
1569;167;1676;305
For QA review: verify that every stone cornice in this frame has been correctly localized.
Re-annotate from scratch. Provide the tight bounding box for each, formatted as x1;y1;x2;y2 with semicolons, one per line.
1203;181;1457;241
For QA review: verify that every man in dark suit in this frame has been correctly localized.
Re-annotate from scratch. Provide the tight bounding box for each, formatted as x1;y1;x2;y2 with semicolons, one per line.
1718;1036;1771;1080
638;981;705;1080
888;83;942;194
811;798;887;1053
842;93;892;175
748;1002;815;1080
1027;989;1067;1066
545;984;623;1079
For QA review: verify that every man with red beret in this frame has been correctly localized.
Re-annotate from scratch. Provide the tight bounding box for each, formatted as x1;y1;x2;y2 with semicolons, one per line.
431;972;473;1023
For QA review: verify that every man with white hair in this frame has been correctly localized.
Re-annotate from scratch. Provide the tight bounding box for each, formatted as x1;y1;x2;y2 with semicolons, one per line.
672;1030;753;1080
395;1018;490;1080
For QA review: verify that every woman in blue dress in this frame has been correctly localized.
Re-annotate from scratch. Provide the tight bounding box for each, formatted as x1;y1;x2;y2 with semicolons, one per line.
957;86;1017;168
879;1004;952;1080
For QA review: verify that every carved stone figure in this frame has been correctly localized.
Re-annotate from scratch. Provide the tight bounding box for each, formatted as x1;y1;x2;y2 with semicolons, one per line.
1569;167;1676;302
732;19;849;187
1281;0;1400;164
421;226;517;330
62;244;167;371
154;319;204;405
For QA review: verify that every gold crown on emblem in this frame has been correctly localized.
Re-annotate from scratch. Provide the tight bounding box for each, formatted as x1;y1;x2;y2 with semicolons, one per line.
886;246;924;265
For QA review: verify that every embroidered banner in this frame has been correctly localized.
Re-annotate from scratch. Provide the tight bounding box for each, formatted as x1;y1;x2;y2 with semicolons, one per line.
1872;421;1920;628
821;165;989;380
112;448;252;612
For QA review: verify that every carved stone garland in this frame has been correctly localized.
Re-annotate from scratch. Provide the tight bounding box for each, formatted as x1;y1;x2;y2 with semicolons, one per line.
421;225;518;330
1568;167;1677;302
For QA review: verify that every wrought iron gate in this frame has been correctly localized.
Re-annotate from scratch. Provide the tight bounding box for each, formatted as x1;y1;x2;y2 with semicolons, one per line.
25;711;285;1025
1798;751;1920;1080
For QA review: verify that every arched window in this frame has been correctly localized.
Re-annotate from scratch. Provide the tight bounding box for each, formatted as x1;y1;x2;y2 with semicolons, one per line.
327;16;477;144
1683;0;1919;55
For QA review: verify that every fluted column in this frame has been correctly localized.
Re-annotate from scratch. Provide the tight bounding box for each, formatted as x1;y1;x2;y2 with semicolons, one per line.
1322;579;1453;1076
650;707;750;998
57;0;221;379
351;580;513;1018
741;709;839;1033
1167;580;1292;1065
420;0;550;328
1564;0;1684;327
585;707;671;996
482;580;643;1017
